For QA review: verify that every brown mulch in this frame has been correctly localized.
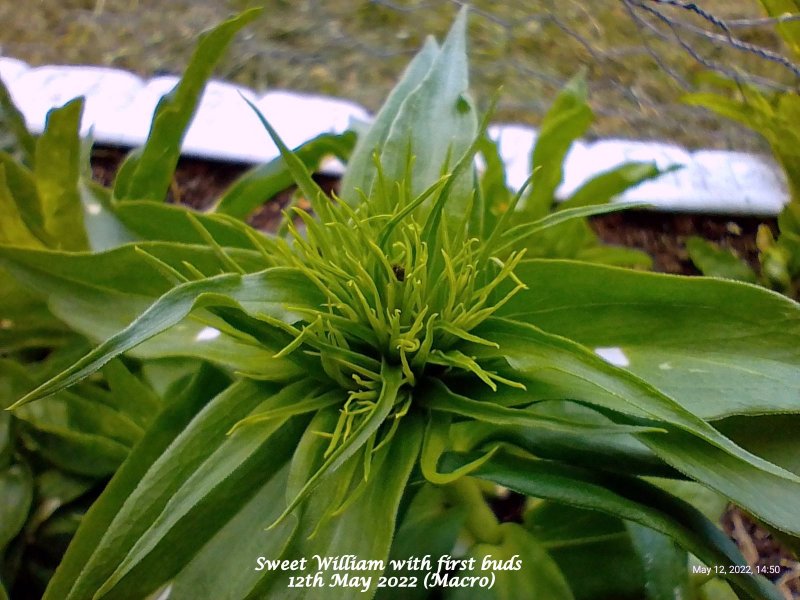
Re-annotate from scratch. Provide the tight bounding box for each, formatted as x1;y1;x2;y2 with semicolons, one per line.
89;147;797;596
722;508;800;599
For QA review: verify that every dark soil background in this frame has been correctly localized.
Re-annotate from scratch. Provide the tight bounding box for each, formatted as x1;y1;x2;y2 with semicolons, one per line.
90;147;798;599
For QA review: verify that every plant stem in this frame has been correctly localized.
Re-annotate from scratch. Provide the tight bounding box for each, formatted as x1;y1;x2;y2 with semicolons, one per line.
444;477;503;546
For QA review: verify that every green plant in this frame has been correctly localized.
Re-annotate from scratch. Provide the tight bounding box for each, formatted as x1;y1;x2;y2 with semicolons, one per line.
0;78;170;600
484;74;674;269
682;81;800;296
684;1;800;298
0;10;275;597
2;8;800;600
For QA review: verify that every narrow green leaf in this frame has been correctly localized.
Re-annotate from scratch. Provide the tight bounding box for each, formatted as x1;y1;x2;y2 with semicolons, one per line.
452;401;680;478
93;382;313;598
473;317;800;537
517;218;598;261
686;236;758;283
0;242;267;299
525;158;669;264
34;99;88;250
9;265;323;406
273;363;404;526
113;202;267;249
285;406;340;503
0;75;36;164
523;74;593;219
1;356;140;475
102;359;162;430
683;94;765;135
495;202;648;254
715;414;800;476
21;391;142;450
477;135;511;233
340;37;439;200
18;422;129;477
42;364;230;600
380;6;478;213
420;100;494;254
230;389;340;433
0;463;33;554
420;379;665;436
626;522;690;600
254;414;423;599
501;260;800;419
450;452;784;600
214;131;355;219
241;96;333;221
167;463;297;600
0;152;48;242
0;165;43;247
113;9;261;202
561;161;672;210
0;244;315;378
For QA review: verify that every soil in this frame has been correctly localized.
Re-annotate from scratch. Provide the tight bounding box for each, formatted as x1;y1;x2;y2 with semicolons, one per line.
89;147;797;597
91;147;248;208
591;211;776;276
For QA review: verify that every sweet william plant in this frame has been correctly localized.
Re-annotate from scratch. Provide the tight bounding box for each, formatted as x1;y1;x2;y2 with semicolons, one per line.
2;8;800;600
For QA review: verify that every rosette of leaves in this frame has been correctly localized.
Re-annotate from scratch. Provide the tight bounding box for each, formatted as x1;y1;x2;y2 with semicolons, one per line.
2;8;800;600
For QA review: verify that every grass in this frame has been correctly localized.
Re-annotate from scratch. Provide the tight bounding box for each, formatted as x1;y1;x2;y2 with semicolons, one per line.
0;0;793;150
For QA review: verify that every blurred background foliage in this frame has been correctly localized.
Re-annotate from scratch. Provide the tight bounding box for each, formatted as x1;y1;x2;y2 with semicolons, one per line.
0;0;797;151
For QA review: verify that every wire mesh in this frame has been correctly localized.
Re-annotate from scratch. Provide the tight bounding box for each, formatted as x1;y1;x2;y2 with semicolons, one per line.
1;0;798;151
